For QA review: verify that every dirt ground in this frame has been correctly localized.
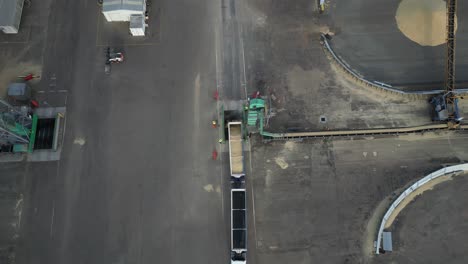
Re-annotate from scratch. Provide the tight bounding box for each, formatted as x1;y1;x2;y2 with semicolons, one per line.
249;132;468;264
238;0;454;133
384;172;464;229
326;0;468;87
375;175;468;263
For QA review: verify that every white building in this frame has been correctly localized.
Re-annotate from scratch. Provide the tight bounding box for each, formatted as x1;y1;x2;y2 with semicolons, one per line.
102;0;146;22
0;0;24;34
129;14;145;36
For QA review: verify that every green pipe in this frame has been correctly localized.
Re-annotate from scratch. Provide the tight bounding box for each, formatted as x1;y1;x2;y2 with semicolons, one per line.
257;111;284;138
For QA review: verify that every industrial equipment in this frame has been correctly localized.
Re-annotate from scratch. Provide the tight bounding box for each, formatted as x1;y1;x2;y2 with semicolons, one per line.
0;98;36;152
430;0;463;127
7;83;32;102
129;14;146;36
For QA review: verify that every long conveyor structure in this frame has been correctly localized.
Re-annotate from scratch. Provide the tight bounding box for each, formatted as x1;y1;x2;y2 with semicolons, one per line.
444;0;459;122
261;124;452;139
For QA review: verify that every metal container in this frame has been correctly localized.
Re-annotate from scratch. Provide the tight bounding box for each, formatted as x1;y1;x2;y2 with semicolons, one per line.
129;14;145;36
7;83;31;101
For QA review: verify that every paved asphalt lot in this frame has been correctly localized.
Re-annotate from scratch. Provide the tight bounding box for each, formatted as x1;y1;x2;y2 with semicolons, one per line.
2;0;468;263
328;0;468;89
1;0;234;263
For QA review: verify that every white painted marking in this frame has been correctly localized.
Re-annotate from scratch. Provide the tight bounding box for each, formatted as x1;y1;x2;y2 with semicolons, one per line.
275;157;288;169
214;19;223;92
36;91;45;93
219;143;225;221
15;195;23;229
203;184;214;192
215;33;221;89
214;19;225;223
239;24;248;99
373;151;377;157
60;113;67;148
50;200;55;237
247;139;258;248
73;137;86;146
193;74;201;134
159;8;163;41
363;152;368;157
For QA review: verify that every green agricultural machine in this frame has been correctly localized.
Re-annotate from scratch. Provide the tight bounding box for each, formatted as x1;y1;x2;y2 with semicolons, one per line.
245;97;278;138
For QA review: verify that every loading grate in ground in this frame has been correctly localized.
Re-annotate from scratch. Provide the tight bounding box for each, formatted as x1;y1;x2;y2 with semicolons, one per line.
34;118;55;150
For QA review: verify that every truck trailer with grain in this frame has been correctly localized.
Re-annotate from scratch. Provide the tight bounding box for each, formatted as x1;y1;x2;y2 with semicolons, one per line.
228;122;245;180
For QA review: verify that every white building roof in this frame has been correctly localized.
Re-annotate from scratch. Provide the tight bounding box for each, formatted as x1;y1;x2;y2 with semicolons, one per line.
102;0;145;12
0;0;23;27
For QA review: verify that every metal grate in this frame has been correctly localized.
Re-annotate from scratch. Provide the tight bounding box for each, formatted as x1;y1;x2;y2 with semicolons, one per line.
33;118;55;150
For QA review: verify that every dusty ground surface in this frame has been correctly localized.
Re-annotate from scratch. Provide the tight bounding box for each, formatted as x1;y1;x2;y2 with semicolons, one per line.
376;174;468;263
238;0;465;133
0;1;53;261
249;131;468;264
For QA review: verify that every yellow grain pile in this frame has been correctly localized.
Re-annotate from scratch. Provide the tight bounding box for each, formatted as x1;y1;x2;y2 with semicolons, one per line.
395;0;457;46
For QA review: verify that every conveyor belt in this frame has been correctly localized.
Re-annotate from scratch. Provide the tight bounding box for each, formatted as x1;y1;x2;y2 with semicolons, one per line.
261;124;450;139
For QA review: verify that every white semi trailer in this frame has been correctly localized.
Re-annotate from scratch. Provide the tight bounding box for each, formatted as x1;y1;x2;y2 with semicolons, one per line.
231;188;247;264
228;122;245;180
